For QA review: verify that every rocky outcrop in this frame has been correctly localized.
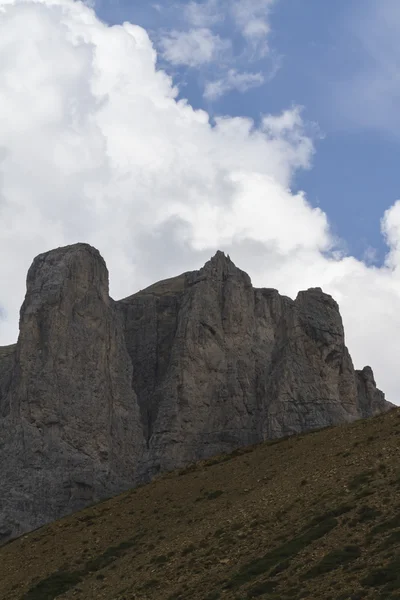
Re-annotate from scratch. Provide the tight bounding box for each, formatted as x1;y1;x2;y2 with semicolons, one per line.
120;253;393;478
0;244;393;543
0;244;145;543
0;344;15;418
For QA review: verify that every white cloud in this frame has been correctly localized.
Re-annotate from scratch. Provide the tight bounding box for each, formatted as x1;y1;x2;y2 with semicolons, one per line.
184;0;276;41
0;0;400;406
184;0;222;27
363;246;378;265
382;201;400;271
204;69;264;99
231;0;275;55
159;27;230;67
158;0;278;99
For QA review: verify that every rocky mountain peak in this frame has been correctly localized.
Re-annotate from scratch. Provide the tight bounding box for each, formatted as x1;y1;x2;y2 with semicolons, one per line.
201;249;250;284
0;243;394;544
22;243;109;315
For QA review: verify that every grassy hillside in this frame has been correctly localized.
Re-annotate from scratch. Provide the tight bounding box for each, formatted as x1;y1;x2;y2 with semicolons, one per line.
1;408;400;600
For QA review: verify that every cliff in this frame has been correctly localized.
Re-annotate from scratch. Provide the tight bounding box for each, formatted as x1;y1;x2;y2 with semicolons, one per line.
0;244;393;543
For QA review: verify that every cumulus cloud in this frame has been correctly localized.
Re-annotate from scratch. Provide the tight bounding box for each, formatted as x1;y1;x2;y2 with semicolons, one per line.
159;27;231;67
231;0;275;55
0;0;400;405
184;0;222;27
204;69;264;100
185;0;275;44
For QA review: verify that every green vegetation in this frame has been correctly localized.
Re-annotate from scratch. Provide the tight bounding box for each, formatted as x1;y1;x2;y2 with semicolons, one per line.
348;469;375;490
206;490;224;500
204;592;221;600
355;504;382;522
22;536;139;599
368;513;400;538
246;579;277;597
305;503;354;527
379;530;400;549
22;571;82;600
151;554;169;564
225;515;338;590
302;545;361;579
361;556;400;591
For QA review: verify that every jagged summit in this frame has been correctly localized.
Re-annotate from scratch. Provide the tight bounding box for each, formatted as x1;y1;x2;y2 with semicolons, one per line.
210;249;230;261
203;249;250;281
0;243;393;544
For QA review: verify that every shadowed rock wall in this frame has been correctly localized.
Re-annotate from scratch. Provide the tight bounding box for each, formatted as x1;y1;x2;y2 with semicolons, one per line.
0;244;393;542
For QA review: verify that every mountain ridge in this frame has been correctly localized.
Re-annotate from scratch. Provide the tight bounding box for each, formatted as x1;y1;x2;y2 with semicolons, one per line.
0;243;394;544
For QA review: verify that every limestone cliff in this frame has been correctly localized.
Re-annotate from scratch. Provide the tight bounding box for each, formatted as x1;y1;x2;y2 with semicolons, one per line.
0;244;393;543
0;245;145;543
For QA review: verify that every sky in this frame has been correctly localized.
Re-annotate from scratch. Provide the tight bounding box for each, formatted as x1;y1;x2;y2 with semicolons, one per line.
0;0;400;404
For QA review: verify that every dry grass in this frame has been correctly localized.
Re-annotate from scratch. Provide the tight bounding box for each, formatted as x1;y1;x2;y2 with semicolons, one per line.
1;408;400;600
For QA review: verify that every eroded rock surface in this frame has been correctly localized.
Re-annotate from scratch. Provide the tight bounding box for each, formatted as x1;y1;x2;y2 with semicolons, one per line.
120;253;393;477
0;244;393;542
0;244;145;543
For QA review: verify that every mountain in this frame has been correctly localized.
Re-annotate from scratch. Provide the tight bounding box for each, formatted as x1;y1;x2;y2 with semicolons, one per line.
1;407;400;600
0;243;394;544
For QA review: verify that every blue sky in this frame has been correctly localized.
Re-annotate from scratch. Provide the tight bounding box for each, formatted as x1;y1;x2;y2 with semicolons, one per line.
1;0;400;403
94;0;399;265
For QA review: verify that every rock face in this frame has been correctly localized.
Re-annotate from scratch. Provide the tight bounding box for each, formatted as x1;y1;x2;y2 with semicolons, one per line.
0;245;145;543
0;244;393;542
